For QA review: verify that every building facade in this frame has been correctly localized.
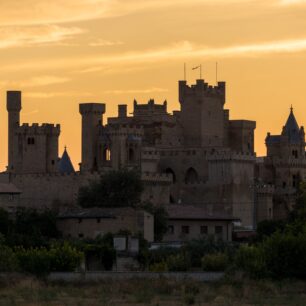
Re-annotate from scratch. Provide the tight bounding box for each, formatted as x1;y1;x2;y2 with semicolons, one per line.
0;78;303;232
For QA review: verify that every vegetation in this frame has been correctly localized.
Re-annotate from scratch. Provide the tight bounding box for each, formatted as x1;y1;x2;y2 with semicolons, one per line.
78;168;143;208
202;253;228;272
1;277;306;305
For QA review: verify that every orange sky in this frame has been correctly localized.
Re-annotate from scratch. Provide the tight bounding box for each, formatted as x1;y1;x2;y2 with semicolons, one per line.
1;0;306;171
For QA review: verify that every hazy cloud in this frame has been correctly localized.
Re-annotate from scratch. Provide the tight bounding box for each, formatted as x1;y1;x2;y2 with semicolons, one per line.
104;87;169;94
279;0;306;5
0;0;257;26
89;39;124;47
0;25;84;49
24;91;94;98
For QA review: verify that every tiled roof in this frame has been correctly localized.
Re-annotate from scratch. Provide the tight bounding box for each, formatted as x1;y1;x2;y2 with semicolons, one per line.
58;207;145;219
283;108;301;144
0;183;21;194
166;204;238;221
58;148;75;174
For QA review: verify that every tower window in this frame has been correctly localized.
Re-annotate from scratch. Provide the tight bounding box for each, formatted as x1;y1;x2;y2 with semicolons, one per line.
27;137;35;145
103;148;111;161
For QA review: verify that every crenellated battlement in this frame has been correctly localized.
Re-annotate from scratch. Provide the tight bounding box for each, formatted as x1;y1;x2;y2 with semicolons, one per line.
106;124;144;138
179;79;226;100
134;99;168;116
16;123;60;135
141;172;172;183
207;150;256;162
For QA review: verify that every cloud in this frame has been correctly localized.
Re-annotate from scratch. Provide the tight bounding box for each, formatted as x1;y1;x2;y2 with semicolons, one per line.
0;25;84;49
279;0;306;5
24;91;94;98
0;0;256;26
89;39;124;47
104;87;169;94
0;76;71;89
3;38;306;73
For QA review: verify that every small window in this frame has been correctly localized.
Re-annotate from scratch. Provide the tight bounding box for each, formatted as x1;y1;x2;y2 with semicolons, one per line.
282;182;287;188
200;225;208;235
181;225;189;234
78;233;84;238
168;225;174;234
51;160;55;165
78;218;82;224
215;226;223;237
27;137;35;145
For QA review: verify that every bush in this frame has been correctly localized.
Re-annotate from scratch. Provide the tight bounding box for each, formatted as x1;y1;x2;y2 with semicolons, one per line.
49;242;83;272
0;246;19;272
262;231;306;279
201;253;228;272
166;254;190;272
16;247;52;277
234;245;267;279
149;261;168;272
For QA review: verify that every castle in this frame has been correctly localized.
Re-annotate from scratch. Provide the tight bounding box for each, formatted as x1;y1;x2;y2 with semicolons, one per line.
1;78;305;231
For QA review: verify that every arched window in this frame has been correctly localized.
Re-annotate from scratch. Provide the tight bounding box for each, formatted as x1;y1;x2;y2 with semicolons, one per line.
165;168;176;183
184;167;199;184
103;148;111;161
128;147;135;162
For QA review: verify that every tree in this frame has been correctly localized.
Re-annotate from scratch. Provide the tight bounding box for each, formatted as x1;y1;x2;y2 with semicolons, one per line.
78;169;143;208
0;208;10;235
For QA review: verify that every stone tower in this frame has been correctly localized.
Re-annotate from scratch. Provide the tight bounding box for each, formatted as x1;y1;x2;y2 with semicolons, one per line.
179;79;226;147
7;91;21;171
79;103;105;172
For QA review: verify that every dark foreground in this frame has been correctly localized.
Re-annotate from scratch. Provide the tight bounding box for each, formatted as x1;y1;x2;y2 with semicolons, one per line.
1;276;306;306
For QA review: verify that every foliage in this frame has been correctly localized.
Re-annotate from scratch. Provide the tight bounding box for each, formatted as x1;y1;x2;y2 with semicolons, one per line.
6;208;60;248
256;219;286;242
78;169;143;208
0;246;19;272
201;253;228;272
166;254;190;272
262;231;306;279
234;245;267;279
49;242;83;272
15;247;52;278
149;261;168;272
184;236;232;267
0;208;10;235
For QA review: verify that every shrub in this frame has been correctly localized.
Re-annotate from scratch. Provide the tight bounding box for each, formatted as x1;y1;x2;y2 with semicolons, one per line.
234;245;267;279
166;254;190;272
201;253;228;272
49;242;83;272
149;261;168;272
262;231;306;279
15;247;52;277
0;246;19;272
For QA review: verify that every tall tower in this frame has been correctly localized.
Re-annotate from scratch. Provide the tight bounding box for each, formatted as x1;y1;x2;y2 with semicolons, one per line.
7;91;21;172
179;79;226;147
79;103;105;172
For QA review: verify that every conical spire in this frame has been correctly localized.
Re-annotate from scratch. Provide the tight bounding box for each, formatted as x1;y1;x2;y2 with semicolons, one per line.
283;106;301;143
58;147;75;174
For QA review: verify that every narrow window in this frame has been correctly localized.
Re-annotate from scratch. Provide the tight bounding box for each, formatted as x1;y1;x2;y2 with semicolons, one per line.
181;225;189;234
200;225;208;235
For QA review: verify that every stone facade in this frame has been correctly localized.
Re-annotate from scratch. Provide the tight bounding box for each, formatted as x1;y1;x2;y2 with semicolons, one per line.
1;78;303;232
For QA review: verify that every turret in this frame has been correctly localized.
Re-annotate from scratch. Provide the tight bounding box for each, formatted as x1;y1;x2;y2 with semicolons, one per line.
7;91;21;171
79;103;105;172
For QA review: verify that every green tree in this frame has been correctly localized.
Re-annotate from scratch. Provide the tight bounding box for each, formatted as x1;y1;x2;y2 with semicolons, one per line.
0;208;10;235
78;169;143;208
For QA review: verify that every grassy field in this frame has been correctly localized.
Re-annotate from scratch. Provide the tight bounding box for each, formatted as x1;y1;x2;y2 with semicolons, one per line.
1;275;306;305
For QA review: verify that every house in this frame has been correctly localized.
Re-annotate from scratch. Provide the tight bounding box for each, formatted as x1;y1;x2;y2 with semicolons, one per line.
163;205;238;242
57;207;154;242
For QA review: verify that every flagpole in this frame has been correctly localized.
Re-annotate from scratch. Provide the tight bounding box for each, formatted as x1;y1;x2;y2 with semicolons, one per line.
216;62;218;84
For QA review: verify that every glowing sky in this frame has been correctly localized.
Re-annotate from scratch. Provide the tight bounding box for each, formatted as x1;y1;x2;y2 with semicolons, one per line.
1;0;306;171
